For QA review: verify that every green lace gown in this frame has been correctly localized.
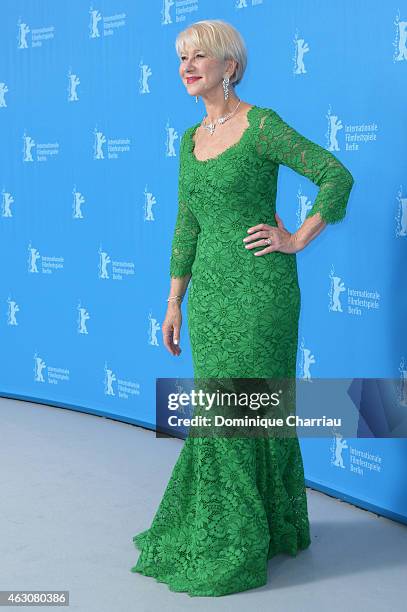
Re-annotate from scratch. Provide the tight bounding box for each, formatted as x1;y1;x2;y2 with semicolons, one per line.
130;105;354;596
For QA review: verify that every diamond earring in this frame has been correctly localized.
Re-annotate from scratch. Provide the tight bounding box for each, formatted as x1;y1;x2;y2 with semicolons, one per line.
195;95;199;103
222;75;230;100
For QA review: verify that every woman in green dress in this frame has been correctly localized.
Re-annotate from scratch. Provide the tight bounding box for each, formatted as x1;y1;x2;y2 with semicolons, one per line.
131;19;354;597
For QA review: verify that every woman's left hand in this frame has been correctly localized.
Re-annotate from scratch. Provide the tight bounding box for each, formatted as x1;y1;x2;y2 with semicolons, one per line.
243;212;302;255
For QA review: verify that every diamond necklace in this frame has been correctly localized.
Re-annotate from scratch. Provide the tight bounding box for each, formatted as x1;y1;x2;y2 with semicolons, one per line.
201;99;242;136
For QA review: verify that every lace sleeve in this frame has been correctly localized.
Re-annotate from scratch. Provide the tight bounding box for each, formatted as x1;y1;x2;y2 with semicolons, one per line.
257;108;355;224
169;130;201;278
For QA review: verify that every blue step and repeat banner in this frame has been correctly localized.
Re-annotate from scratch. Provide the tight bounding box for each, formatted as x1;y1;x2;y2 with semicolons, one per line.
1;2;406;523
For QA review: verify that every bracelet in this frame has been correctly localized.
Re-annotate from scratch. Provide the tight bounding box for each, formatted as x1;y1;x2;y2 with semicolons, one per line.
167;295;183;303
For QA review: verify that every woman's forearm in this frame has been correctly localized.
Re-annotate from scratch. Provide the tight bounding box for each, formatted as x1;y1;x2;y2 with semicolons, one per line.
168;274;191;301
292;212;327;251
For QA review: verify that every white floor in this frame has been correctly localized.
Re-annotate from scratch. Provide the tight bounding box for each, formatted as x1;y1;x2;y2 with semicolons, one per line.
1;397;406;612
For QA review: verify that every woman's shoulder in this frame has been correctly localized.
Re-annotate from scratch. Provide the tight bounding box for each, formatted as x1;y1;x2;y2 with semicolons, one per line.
181;122;199;143
252;104;275;113
249;105;282;129
254;106;290;133
254;105;280;119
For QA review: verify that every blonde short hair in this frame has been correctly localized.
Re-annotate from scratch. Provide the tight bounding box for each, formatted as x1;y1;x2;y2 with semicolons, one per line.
175;19;247;87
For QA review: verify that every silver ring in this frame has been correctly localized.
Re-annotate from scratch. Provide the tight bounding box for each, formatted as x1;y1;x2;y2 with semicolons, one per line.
264;237;272;246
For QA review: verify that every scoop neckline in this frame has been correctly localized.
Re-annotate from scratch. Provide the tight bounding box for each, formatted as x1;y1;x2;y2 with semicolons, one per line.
189;104;259;164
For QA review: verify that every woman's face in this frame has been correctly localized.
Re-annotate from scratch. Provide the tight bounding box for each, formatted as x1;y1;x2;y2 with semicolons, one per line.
179;45;230;96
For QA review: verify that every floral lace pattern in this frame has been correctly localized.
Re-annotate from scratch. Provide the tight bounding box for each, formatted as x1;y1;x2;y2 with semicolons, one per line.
131;106;354;596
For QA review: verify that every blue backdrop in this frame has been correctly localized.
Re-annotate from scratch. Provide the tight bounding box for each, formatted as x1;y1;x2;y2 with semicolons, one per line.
1;1;406;524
